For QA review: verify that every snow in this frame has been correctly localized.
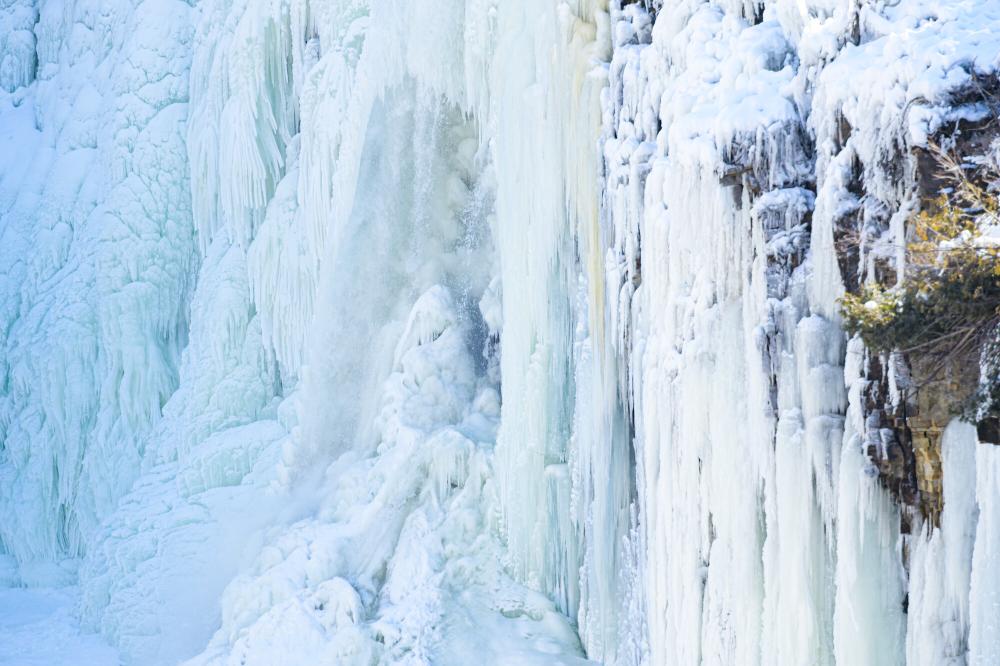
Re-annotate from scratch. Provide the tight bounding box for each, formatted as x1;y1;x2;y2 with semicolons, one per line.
0;586;120;665
3;0;1000;664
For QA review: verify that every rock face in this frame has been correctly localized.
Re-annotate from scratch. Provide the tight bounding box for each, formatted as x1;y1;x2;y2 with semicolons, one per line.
850;107;999;528
980;418;1000;445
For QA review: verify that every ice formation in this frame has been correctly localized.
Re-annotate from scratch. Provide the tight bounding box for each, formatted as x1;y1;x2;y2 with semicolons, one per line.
2;0;1000;664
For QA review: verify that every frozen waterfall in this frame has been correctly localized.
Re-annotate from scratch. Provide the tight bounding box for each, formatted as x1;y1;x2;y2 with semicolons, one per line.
2;0;1000;664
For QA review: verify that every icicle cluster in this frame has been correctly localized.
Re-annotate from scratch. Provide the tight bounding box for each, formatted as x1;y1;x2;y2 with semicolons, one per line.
599;1;1000;664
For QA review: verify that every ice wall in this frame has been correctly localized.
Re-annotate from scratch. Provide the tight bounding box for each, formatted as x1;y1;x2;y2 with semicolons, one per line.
0;0;197;572
600;0;1000;664
6;0;617;662
4;0;1000;664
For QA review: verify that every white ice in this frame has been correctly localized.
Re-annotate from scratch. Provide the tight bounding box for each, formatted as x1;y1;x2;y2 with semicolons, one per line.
0;586;120;665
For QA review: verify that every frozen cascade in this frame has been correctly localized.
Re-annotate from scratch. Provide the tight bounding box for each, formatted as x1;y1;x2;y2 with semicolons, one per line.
0;0;198;571
2;0;1000;664
601;0;1000;664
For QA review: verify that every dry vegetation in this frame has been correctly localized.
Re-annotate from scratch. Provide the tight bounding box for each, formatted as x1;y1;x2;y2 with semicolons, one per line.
840;144;1000;424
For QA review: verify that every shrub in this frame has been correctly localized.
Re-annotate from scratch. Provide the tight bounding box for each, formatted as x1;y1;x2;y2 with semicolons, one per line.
839;146;1000;423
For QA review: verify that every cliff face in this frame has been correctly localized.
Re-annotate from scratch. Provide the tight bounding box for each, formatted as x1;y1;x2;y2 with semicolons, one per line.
603;2;1000;664
1;0;1000;664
